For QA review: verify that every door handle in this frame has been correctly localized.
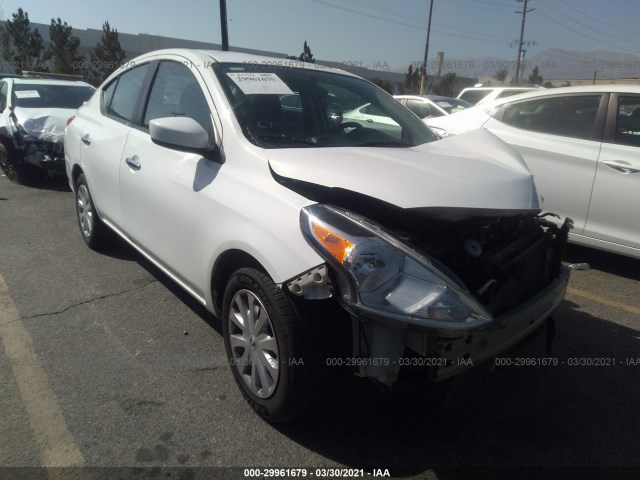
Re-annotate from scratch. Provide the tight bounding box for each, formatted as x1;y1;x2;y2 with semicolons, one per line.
603;160;640;174
366;118;374;123
126;155;141;171
81;134;90;146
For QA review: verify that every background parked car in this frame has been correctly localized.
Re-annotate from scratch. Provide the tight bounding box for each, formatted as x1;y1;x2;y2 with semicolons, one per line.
340;102;401;138
394;95;472;120
426;85;640;259
457;86;541;105
0;76;95;184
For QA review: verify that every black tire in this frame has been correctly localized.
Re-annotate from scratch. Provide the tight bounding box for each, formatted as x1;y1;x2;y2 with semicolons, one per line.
74;173;112;250
222;268;315;422
0;144;35;185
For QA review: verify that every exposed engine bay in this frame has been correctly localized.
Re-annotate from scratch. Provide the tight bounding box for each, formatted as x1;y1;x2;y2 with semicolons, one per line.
281;177;571;388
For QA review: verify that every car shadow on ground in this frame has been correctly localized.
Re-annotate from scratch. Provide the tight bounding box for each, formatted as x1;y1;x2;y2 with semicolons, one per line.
103;237;222;335
564;244;640;281
19;174;73;192
273;298;640;476
102;239;639;477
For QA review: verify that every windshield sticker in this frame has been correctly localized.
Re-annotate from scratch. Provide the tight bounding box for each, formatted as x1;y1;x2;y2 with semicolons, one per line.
226;73;293;95
436;101;453;108
15;90;41;99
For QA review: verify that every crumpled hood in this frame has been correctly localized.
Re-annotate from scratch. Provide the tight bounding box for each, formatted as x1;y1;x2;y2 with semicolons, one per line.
12;107;75;143
268;129;540;215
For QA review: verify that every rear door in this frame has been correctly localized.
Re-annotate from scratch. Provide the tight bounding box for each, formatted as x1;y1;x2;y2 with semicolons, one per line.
483;93;607;232
80;63;151;227
583;93;640;252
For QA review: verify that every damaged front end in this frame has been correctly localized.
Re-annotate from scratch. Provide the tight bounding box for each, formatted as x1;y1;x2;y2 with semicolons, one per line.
3;106;68;176
295;204;571;388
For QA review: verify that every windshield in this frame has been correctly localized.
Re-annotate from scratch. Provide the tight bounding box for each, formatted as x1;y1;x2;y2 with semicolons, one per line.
12;83;95;109
213;63;437;148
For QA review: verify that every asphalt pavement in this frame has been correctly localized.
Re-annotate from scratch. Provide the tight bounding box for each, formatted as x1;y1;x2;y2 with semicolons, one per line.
0;174;639;480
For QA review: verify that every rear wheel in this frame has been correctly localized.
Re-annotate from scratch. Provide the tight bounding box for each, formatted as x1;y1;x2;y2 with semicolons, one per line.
75;173;112;249
222;268;315;422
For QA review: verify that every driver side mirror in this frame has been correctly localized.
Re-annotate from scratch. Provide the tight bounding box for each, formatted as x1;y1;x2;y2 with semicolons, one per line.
149;117;220;162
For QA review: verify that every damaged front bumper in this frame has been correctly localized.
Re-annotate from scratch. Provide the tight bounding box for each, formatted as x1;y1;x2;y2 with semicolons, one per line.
350;267;569;386
1;107;68;175
20;138;66;174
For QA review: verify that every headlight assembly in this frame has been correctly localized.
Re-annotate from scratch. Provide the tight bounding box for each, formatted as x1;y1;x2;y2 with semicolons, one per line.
300;204;492;330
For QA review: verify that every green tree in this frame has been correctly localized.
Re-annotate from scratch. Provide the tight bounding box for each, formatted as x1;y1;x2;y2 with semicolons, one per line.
528;65;543;85
432;72;457;97
494;68;508;82
49;18;84;75
89;21;126;83
298;40;315;63
370;78;393;94
397;64;421;95
0;8;49;73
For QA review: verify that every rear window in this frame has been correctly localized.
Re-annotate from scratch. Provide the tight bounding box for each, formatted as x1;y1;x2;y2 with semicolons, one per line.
12;83;94;109
458;90;490;105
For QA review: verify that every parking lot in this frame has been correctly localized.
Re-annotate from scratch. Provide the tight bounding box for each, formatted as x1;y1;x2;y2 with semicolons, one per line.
1;174;639;478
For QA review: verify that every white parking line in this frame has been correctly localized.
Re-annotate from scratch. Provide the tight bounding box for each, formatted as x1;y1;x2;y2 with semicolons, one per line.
0;273;87;473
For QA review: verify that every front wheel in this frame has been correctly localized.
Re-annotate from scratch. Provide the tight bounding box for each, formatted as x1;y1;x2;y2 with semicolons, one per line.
0;144;36;185
222;268;314;422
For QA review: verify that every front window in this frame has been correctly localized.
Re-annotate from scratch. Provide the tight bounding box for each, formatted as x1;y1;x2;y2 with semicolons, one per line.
214;63;437;148
12;83;94;109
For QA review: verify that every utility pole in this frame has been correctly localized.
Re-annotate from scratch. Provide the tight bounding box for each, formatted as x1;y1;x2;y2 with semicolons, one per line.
515;0;534;83
419;0;434;95
220;0;229;51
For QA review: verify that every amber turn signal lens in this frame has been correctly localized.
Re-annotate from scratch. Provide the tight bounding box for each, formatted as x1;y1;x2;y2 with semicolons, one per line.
311;222;354;263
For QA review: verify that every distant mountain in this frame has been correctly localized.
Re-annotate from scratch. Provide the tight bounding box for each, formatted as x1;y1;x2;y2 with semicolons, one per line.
393;48;640;80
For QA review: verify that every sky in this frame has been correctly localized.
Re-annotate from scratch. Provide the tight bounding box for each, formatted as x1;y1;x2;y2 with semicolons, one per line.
0;0;638;74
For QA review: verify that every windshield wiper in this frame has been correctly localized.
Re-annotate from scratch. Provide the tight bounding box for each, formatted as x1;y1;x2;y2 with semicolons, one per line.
359;140;412;147
257;135;318;147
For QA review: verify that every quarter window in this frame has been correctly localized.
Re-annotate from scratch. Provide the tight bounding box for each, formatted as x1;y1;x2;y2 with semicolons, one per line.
499;95;602;140
615;96;640;147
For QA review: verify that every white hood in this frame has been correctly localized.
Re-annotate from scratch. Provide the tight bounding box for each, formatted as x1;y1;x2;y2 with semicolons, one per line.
268;129;540;216
12;107;76;143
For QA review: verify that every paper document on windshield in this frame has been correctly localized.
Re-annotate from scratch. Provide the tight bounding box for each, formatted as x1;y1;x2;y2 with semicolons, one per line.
14;90;40;99
227;73;294;95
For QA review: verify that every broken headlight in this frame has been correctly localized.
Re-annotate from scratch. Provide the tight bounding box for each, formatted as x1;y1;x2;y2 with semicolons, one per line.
300;204;492;330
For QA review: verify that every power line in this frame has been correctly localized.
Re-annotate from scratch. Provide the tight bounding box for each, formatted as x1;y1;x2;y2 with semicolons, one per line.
535;9;640;54
540;0;640;47
557;0;638;36
306;0;512;45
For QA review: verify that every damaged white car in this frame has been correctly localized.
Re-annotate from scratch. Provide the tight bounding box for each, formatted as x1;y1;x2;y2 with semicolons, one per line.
65;49;571;422
0;77;95;183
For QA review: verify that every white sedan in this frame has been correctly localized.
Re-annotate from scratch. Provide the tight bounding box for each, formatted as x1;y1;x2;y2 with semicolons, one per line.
426;85;640;260
394;95;472;119
65;49;570;421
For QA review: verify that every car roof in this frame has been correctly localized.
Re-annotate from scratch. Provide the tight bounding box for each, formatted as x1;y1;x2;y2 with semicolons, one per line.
4;77;94;88
477;84;640;107
126;48;358;78
460;86;538;92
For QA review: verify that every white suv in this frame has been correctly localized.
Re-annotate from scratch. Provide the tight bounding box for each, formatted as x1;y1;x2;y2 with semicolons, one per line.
65;49;570;421
457;86;540;105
